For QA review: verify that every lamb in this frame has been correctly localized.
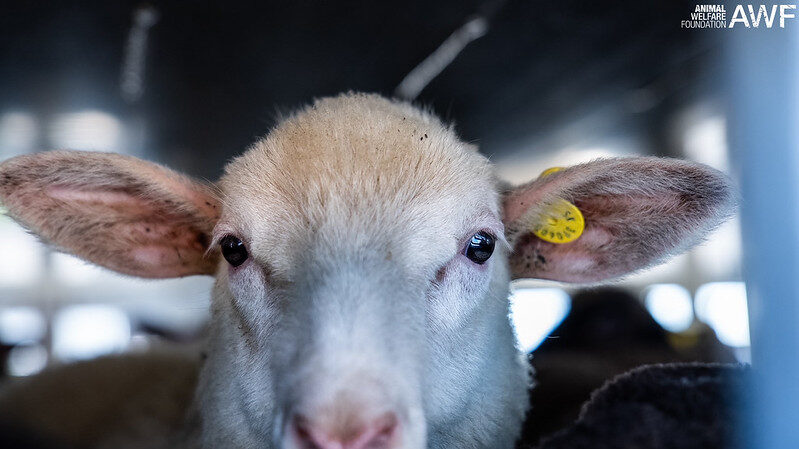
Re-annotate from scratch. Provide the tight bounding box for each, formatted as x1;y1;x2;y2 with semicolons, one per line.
0;93;736;449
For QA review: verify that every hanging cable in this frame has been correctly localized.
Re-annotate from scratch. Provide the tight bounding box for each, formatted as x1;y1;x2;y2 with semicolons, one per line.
120;5;160;103
394;0;507;100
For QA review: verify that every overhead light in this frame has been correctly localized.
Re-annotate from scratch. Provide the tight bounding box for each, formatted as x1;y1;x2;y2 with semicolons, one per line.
497;145;627;185
7;344;48;377
0;307;46;344
693;216;742;278
52;252;105;286
53;304;131;361
49;110;122;152
695;282;750;347
0;218;44;287
509;285;571;352
682;113;729;172
0;112;38;158
644;284;694;333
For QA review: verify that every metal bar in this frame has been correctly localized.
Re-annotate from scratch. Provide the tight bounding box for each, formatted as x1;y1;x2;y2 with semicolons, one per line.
725;12;799;449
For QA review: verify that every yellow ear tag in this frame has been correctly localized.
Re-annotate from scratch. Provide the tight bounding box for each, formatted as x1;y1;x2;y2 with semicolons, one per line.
532;167;585;244
539;166;565;177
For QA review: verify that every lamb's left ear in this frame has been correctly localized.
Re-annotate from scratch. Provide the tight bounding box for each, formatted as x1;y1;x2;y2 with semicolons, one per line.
502;157;737;283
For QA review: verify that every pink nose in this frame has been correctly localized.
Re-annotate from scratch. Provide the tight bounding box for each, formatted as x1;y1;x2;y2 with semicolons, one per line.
290;412;399;449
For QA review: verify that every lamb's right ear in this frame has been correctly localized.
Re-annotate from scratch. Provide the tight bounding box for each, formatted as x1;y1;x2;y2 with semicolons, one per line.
0;151;221;278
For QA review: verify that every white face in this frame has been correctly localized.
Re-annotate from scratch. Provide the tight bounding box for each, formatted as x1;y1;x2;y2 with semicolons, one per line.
206;159;523;449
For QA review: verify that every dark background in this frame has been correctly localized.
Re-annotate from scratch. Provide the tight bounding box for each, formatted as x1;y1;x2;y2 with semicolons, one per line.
0;0;719;179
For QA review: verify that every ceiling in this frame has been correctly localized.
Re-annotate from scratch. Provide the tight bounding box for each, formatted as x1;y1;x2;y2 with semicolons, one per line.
0;0;722;180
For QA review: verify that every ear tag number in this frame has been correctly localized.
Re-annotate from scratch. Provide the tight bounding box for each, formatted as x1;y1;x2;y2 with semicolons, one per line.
532;167;585;244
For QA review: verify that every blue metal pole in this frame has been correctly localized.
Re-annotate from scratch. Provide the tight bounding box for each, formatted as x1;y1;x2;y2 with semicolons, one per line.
725;10;799;449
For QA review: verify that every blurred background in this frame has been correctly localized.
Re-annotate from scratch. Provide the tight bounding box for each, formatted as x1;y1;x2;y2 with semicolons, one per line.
2;0;796;446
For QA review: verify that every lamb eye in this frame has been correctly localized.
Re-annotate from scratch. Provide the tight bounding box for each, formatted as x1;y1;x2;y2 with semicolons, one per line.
465;231;495;265
220;235;248;267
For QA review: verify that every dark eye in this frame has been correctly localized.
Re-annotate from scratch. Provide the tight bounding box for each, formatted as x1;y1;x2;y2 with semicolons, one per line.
465;231;495;265
220;235;248;267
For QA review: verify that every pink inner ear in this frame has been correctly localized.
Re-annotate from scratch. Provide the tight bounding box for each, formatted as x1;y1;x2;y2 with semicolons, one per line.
132;246;175;267
509;227;607;283
47;186;155;214
573;226;613;248
562;254;595;272
502;186;543;225
131;162;221;220
130;245;204;278
50;185;211;247
43;184;217;277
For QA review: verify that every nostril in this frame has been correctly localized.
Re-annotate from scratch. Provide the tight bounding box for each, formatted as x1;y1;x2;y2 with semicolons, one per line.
291;416;322;449
289;412;399;449
357;412;398;449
